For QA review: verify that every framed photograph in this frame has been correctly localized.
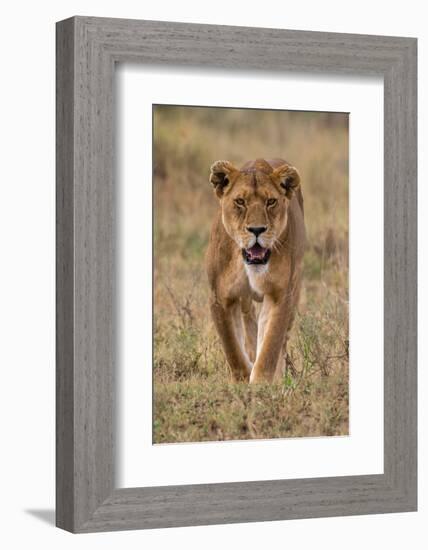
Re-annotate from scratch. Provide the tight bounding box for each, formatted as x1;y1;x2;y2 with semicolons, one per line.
56;16;417;533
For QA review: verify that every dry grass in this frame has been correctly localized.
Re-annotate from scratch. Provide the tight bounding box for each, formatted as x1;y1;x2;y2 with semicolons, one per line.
153;105;349;444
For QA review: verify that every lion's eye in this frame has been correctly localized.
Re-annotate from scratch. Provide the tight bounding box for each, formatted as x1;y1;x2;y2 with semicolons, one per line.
234;198;245;207
266;198;277;207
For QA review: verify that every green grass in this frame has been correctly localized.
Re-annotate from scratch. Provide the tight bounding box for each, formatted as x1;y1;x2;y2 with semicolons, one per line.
154;377;348;443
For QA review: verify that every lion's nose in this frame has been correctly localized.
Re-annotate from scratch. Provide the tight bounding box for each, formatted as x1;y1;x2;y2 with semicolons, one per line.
247;226;267;237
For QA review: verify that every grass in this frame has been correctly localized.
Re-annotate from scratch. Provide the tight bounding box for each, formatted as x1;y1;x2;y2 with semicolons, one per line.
153;105;349;443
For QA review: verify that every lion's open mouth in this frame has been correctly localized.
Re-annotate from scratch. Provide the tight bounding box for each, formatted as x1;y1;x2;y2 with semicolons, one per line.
242;243;271;265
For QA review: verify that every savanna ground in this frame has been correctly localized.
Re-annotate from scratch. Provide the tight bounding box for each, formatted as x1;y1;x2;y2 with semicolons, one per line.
153;105;349;444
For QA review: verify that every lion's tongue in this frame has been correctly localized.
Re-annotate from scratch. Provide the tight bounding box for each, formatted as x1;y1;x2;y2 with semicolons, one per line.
247;243;266;260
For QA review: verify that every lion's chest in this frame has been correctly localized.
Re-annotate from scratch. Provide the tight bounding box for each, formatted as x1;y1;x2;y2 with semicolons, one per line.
244;264;269;298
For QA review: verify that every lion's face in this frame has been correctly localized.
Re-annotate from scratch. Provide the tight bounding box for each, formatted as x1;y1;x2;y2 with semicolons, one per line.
210;159;301;265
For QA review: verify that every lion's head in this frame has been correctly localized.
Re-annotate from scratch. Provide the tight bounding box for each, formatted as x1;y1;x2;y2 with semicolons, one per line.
209;158;301;265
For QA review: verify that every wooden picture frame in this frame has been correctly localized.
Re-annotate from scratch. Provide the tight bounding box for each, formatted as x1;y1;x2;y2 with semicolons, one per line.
56;16;417;533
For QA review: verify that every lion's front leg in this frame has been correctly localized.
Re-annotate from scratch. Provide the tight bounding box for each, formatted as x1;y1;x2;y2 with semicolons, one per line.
250;296;289;384
210;298;251;382
241;296;258;363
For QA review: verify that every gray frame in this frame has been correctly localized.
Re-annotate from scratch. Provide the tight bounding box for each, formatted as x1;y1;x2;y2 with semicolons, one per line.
56;16;417;533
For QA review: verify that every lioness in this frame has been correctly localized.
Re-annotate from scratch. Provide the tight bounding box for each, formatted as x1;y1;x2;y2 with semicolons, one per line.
206;158;305;383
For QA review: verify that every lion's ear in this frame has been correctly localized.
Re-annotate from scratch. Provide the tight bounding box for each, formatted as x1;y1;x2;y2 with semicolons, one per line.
272;163;301;199
209;160;238;198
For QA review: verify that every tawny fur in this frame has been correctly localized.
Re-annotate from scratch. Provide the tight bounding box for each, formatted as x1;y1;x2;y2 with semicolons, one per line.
205;158;306;383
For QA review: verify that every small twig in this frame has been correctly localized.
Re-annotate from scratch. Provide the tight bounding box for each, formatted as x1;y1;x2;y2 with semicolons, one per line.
163;282;188;327
162;278;198;328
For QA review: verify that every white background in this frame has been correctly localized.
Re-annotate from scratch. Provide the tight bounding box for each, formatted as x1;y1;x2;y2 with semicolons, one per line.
118;67;384;487
0;1;425;549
